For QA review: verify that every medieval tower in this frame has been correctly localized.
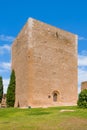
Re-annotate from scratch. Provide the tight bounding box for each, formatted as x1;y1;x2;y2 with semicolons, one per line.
12;18;78;108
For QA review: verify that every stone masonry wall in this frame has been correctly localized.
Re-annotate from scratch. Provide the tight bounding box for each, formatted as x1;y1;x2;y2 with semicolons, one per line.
12;22;30;107
27;18;78;107
12;18;78;108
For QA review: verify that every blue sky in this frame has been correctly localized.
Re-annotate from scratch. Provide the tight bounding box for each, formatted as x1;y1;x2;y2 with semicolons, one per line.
0;0;87;93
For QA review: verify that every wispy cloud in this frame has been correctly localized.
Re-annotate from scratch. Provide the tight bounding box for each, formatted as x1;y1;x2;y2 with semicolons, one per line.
0;62;11;71
78;55;87;66
78;67;87;88
78;36;87;41
0;34;15;42
78;50;87;66
0;44;11;54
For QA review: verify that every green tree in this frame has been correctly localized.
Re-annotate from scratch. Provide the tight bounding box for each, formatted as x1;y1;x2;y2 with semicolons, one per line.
6;70;16;107
0;76;3;103
77;89;87;108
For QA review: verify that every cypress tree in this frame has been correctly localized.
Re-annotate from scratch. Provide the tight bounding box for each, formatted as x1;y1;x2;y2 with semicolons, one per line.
6;70;15;107
0;76;3;103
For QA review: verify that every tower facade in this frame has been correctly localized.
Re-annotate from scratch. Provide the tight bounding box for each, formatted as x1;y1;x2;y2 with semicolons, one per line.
12;18;78;108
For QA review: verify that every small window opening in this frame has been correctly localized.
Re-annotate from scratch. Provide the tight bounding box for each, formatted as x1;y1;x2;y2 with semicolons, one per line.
48;95;51;98
17;101;20;107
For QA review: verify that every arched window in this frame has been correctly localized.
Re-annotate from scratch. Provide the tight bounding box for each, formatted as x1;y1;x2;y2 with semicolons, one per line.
53;93;57;102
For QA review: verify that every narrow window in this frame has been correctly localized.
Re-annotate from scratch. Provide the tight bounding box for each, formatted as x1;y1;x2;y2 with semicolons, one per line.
17;101;20;107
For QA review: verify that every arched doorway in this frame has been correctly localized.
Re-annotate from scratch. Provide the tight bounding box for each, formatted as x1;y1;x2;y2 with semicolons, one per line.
52;91;59;102
53;93;57;102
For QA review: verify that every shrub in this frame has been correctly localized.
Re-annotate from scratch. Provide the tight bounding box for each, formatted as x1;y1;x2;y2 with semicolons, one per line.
77;89;87;108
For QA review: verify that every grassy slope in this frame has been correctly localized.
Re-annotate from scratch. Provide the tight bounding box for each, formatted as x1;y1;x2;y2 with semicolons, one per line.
0;106;87;130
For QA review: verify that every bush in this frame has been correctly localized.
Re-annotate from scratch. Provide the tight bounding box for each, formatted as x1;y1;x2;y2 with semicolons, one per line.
77;89;87;108
6;70;16;107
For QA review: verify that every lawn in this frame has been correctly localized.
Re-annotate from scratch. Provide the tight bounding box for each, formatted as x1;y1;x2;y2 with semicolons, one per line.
0;106;87;130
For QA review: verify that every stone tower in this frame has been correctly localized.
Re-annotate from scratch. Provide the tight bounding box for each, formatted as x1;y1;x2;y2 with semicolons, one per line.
12;18;78;108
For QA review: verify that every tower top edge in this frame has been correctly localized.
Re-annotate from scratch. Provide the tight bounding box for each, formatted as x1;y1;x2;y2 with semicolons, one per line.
27;17;77;36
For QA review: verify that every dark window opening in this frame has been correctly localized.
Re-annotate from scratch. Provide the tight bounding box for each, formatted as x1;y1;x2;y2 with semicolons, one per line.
17;101;20;107
48;95;51;98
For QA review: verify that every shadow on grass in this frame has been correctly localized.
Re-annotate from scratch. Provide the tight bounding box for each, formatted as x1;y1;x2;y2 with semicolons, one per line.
29;111;50;116
0;122;10;124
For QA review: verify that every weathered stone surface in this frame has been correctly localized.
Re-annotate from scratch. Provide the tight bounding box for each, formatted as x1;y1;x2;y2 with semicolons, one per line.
81;81;87;91
12;18;78;108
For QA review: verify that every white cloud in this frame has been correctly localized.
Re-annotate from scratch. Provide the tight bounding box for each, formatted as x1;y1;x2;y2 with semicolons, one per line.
2;44;11;51
78;36;87;41
0;62;11;71
78;55;87;66
3;78;10;93
78;67;87;93
0;62;11;93
0;35;15;42
0;44;11;54
78;67;87;85
78;51;87;92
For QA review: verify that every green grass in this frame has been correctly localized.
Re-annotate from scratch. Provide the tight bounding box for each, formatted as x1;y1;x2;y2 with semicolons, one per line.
0;106;87;130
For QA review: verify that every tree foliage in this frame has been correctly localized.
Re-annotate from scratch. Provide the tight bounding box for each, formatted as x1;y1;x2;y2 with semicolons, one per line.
77;89;87;108
6;70;16;107
0;76;3;103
